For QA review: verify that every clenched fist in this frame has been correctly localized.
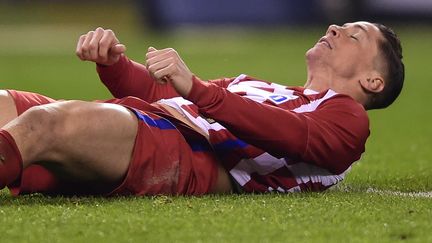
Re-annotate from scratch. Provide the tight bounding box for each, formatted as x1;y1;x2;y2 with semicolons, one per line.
76;27;126;66
146;47;194;97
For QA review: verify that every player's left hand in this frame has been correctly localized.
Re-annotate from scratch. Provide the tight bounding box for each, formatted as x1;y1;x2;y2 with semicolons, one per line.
145;47;194;97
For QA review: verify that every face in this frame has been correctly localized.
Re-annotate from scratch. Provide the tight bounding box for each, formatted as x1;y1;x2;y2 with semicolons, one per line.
306;21;384;80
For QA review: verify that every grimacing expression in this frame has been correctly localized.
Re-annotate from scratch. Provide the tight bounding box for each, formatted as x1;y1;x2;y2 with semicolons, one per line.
306;21;384;80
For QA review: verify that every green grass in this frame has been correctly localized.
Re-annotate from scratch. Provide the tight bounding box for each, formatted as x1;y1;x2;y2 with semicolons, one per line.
1;193;431;242
0;2;431;242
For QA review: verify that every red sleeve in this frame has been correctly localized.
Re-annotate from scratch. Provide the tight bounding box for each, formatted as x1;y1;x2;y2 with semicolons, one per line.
97;55;179;103
186;77;369;174
207;77;236;88
97;55;235;102
301;99;369;174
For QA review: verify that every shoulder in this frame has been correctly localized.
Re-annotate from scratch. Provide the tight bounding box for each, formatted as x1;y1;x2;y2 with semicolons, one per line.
317;91;370;137
227;74;278;86
302;91;370;173
320;92;368;118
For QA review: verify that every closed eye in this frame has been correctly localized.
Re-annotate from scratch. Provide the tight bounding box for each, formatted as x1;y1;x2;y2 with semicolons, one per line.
350;35;358;40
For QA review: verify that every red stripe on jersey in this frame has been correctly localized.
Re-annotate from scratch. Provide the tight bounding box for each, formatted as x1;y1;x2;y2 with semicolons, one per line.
181;104;199;118
259;87;275;93
97;58;369;194
247;167;299;193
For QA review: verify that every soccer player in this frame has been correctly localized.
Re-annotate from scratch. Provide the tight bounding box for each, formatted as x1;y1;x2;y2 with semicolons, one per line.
0;21;404;196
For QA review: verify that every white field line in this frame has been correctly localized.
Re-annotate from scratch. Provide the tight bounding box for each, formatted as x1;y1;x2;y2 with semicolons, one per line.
366;188;432;199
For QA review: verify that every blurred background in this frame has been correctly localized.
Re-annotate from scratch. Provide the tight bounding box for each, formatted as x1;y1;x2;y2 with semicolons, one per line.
1;0;431;99
0;0;431;188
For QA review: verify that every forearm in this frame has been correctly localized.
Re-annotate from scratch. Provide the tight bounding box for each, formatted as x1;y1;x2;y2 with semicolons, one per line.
186;76;308;158
97;55;179;102
185;77;369;174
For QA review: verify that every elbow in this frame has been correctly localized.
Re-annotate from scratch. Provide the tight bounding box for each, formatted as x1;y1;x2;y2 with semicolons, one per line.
305;141;365;175
325;160;353;175
321;146;364;175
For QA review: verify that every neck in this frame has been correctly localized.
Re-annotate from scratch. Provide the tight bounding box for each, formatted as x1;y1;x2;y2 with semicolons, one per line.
304;70;368;108
304;73;331;92
304;66;333;92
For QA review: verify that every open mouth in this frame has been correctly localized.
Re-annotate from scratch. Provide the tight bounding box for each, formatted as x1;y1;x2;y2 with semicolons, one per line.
318;37;332;49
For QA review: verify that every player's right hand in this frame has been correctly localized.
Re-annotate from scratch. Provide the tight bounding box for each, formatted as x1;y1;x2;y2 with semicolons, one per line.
76;27;126;66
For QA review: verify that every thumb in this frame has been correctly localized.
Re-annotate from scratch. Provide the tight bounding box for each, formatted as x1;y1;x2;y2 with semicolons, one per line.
148;46;157;52
111;44;126;55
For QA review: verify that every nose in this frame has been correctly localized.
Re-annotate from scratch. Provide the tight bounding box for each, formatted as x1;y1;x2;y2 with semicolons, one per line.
326;24;340;37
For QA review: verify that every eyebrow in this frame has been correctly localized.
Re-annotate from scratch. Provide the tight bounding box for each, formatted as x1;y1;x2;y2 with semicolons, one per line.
343;23;369;37
354;24;368;34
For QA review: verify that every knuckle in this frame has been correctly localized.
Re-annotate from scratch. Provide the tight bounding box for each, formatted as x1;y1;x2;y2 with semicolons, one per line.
88;43;97;49
156;73;164;79
98;40;109;48
166;64;175;72
98;50;107;57
146;58;154;66
81;45;89;52
90;50;97;56
168;50;178;58
170;64;177;71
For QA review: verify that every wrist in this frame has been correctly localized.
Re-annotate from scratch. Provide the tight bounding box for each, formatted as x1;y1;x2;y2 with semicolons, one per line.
186;76;211;105
96;54;128;81
96;54;125;68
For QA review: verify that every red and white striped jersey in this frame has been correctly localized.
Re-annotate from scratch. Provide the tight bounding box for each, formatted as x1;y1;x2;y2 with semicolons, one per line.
98;55;370;193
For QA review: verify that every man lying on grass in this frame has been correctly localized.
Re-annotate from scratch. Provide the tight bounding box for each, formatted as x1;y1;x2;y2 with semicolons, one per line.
0;21;403;196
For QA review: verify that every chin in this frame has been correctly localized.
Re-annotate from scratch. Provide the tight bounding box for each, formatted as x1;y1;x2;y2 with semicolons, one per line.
305;47;323;64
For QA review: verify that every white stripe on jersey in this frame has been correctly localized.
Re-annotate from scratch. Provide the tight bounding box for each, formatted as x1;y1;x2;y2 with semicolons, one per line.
230;153;287;186
227;84;268;103
227;78;299;104
230;74;248;85
292;89;337;113
267;186;301;193
229;152;348;190
230;167;251;187
287;162;349;187
158;75;347;192
157;97;225;136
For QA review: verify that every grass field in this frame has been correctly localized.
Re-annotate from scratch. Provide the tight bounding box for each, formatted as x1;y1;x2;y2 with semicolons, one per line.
0;2;431;242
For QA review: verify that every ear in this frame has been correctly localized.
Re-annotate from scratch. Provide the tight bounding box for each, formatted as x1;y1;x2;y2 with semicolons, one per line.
359;76;385;94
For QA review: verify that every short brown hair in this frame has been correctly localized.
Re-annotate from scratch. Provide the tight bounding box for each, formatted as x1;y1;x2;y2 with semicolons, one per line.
367;23;404;110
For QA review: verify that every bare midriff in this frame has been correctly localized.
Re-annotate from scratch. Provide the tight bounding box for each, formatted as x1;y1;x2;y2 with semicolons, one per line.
153;103;233;194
